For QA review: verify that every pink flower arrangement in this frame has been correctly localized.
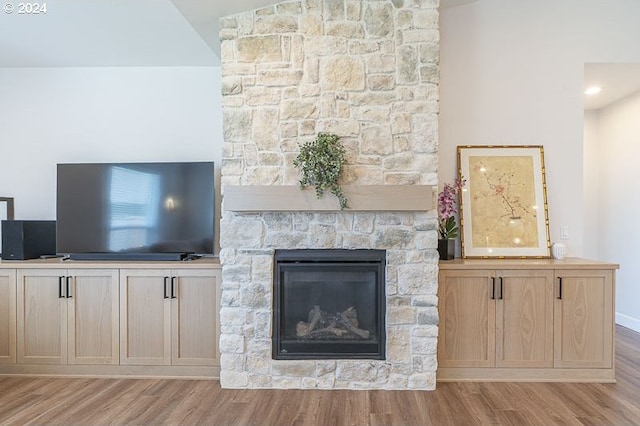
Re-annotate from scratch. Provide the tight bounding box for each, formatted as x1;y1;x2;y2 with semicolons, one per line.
438;177;466;239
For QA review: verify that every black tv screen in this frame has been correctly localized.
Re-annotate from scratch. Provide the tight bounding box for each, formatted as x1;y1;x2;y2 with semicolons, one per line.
56;162;215;259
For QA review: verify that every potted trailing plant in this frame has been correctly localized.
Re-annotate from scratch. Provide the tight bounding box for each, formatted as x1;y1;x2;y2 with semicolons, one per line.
293;132;348;209
438;177;465;260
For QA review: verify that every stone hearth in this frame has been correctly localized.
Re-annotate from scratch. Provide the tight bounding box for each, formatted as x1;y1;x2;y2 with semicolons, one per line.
219;0;440;390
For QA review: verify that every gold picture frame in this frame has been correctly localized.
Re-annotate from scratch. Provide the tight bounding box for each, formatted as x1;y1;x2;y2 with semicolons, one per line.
457;146;551;258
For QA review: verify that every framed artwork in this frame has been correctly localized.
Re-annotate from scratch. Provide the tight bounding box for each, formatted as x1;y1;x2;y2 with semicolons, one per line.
0;197;15;255
457;146;551;258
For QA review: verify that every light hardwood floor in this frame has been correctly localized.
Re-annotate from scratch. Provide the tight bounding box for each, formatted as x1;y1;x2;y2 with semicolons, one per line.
1;325;639;425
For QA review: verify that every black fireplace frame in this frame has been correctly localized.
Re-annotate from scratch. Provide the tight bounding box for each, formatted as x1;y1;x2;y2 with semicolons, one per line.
272;249;386;360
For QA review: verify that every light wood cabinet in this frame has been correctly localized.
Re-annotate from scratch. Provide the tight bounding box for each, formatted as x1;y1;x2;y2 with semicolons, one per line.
554;269;614;369
0;269;17;364
438;269;553;369
16;269;119;365
120;268;220;367
438;258;617;382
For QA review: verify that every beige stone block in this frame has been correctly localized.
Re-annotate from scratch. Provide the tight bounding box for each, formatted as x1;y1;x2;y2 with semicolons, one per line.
341;165;383;185
386;326;411;363
321;56;365;91
281;99;319;120
323;0;344;21
300;120;317;135
403;28;440;44
257;152;283;167
280;122;298;138
420;64;439;84
277;1;302;14
272;361;317;377
220;40;235;63
349;92;395;106
257;69;304;87
220;333;245;354
414;10;439;29
315;118;360;136
368;74;395;91
384;173;421;185
408;372;436;390
361;125;393;155
236;35;282;62
222;63;255;77
367;54;396;73
355;105;390;122
349;40;381;55
255;15;299;34
221;158;244;176
346;0;361;20
397;45;418;84
222;77;242;96
300;15;323;36
252;108;280;150
219;28;237;41
245;87;282;107
364;3;394;38
388;306;417;325
255;5;275;15
220;371;249;388
326;22;365;38
420;42;439;64
243;167;282;185
396;10;413;29
304;36;347;56
220;17;237;29
223;109;252;142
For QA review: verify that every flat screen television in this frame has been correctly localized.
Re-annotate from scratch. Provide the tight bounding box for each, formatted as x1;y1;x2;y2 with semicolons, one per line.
56;162;215;260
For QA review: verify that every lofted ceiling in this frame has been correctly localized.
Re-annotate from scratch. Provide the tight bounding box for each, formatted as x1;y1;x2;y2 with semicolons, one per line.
3;1;637;111
0;0;476;68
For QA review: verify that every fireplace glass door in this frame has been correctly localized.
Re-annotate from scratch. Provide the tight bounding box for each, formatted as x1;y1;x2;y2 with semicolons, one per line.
273;249;385;360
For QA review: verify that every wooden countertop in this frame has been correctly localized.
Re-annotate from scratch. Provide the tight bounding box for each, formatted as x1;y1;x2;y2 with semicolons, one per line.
439;257;619;270
0;256;221;269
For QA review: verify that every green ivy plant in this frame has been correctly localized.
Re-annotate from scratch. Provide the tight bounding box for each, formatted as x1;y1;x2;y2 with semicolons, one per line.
293;132;348;209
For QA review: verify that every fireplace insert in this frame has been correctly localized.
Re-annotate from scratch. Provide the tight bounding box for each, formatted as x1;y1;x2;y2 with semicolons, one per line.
273;249;386;360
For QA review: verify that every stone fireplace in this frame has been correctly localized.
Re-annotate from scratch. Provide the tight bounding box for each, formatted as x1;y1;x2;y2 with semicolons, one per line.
219;0;440;390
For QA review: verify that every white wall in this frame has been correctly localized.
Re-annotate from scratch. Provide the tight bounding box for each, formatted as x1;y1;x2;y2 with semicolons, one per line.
440;0;640;330
0;66;223;253
590;92;640;332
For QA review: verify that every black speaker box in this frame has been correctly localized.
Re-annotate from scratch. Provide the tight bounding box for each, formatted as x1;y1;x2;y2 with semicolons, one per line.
1;220;56;260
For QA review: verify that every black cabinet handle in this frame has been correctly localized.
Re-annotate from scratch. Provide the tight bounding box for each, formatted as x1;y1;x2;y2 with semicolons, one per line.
499;277;504;300
163;276;169;299
58;276;64;298
491;277;496;300
557;277;563;300
66;276;72;298
171;276;177;299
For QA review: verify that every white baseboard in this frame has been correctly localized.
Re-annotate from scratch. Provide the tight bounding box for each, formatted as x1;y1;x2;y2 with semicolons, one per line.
616;312;640;333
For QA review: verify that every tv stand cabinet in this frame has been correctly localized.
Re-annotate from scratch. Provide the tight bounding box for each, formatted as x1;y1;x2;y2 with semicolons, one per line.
0;258;221;379
437;258;618;382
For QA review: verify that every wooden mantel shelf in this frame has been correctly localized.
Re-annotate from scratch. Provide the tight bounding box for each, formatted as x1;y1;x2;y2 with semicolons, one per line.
222;185;433;212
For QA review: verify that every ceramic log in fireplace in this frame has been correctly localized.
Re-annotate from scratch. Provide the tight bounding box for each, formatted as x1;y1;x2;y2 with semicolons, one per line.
273;249;386;360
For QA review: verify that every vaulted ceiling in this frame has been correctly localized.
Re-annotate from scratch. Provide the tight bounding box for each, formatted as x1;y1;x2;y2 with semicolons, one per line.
0;0;477;67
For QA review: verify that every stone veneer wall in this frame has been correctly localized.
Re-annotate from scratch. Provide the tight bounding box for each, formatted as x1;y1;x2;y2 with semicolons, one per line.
219;0;440;390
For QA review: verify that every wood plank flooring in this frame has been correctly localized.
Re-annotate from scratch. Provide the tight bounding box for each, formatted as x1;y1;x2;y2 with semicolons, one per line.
1;325;639;425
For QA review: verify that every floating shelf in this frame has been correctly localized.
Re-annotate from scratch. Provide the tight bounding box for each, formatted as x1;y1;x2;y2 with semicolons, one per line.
222;185;434;212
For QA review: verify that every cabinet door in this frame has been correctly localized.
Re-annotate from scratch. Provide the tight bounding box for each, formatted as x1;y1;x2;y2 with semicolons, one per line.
16;270;67;364
120;269;171;365
496;270;553;368
67;269;119;365
171;269;220;366
438;269;496;368
0;269;17;364
554;269;614;368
